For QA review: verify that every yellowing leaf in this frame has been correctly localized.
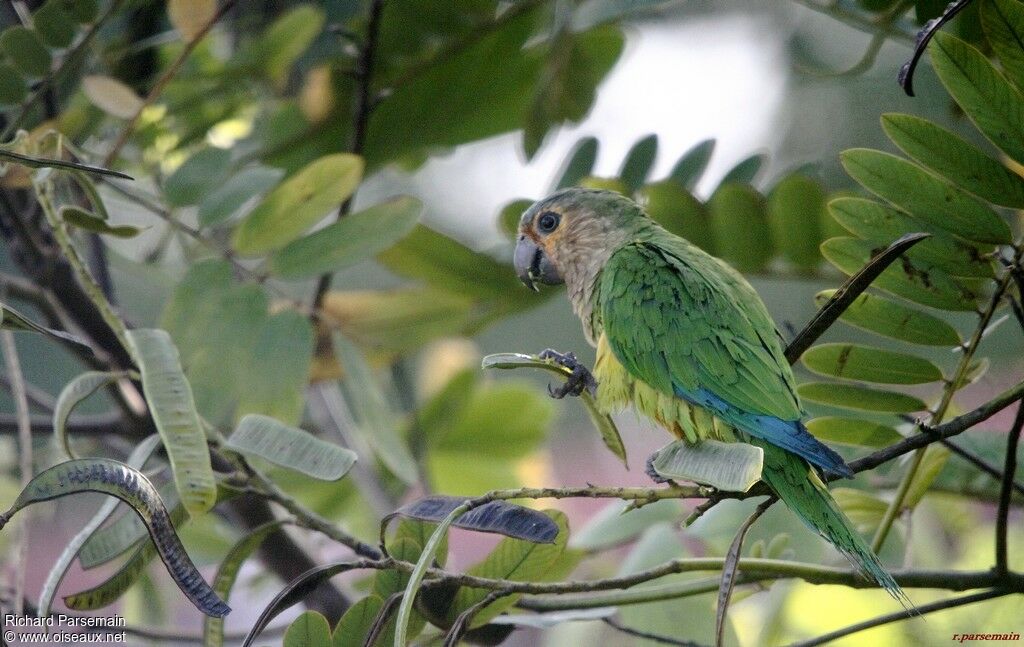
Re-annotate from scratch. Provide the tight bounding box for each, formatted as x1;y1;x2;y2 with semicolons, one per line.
82;75;143;119
167;0;216;41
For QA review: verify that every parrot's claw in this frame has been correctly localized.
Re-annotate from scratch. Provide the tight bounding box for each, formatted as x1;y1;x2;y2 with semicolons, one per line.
539;349;597;399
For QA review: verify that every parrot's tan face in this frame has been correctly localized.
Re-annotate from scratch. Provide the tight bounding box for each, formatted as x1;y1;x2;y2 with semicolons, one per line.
515;205;573;291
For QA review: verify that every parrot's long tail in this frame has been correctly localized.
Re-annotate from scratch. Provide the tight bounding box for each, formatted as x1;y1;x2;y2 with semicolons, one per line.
753;440;913;609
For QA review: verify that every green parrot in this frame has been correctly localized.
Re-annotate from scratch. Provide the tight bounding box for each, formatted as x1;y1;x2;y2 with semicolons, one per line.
512;187;907;603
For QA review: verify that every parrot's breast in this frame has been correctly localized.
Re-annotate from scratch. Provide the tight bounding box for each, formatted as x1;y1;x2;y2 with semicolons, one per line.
594;333;735;444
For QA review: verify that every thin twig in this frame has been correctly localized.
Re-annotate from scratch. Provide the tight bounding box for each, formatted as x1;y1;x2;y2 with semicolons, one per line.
1;331;30;616
940;438;1024;498
788;0;916;45
996;402;1024;575
102;0;238;166
788;588;1007;647
717;498;775;647
603;616;706;647
443;589;511;647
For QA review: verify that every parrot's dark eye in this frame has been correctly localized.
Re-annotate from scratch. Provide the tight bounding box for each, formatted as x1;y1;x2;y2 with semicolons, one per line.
537;211;560;234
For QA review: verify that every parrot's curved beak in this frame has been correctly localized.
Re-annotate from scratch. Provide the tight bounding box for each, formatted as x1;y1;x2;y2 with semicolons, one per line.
514;236;562;291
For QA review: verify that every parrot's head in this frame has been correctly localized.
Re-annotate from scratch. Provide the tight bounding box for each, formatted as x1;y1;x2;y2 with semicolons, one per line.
514;188;644;292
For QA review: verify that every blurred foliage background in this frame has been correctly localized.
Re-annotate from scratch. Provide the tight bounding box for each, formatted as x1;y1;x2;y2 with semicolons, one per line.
0;0;1021;645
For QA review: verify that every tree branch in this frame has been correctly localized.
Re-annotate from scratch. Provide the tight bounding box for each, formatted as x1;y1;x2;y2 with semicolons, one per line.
996;402;1024;575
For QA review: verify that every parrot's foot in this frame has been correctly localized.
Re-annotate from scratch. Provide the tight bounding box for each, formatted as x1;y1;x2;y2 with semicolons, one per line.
644;453;676;485
539;349;597;399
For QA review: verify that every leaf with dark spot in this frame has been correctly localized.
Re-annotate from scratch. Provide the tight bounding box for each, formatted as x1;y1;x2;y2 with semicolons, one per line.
384;496;559;544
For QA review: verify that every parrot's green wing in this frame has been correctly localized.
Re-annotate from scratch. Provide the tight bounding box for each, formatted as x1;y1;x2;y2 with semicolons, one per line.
598;239;801;421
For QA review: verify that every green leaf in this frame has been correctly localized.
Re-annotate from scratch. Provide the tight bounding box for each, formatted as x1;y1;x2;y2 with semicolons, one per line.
163;147;233;207
827;198;994;278
707;183;772;273
236;309;314;425
881;113;1024;209
820;237;983;311
126;329;217;516
0;300;88;348
260;4;325;83
802;342;944;384
270;196;422;279
797;382;927;413
0;63;26;106
61;206;144;238
719;153;765;185
554;136;599;190
636;180;715;254
930;31;1024;165
231;153;364;256
982;0;1024;91
767;174;824;271
805;417;904;448
4;458;228;617
204;520;285;647
34;0;77;48
0;26;51;77
53;371;126;459
387;496;559;543
569;499;683;551
832;488;888;535
619;133;658;191
814;289;961;346
448;510;570;628
284;611;332;647
334;335;419;484
332;595;384;647
649;439;763;492
56;0;97;23
481;353;625;467
226;414;357;481
37;436;162;618
498;198;533;237
840;149;1011;245
198;166;284;227
904;444;951;507
669;138;715;189
78;482;182;569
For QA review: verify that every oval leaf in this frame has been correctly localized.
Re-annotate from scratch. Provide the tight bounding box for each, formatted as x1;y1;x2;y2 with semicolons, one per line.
164;147;232;207
707;183;772;273
270;196;422;279
34;1;77;49
554;136;598;190
53;371;126;459
669;138;715;189
225;414;356;481
61;206;144;238
840;148;1011;245
619;134;658;191
168;0;216;41
802;343;943;384
284;611;332;647
796;382;927;413
231;153;364;255
0;26;51;77
2;458;228;617
814;289;961;346
197;166;284;227
805;417;902;448
386;496;559;543
126;329;217;516
650;439;763;492
82;75;143;119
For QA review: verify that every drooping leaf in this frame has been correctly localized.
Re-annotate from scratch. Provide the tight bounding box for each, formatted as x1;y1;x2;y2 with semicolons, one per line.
163;147;233;207
37;436;162;618
3;458;228;617
385;496;560;543
554;136;599;190
669;138;715;189
225;414;357;481
930;31;1024;165
203;520;286;647
767;174;824;271
0;300;89;348
82;75;143;119
982;0;1024;91
197;166;284;227
649;439;764;492
79;482;182;569
805;417;903;448
802;343;944;384
840;149;1011;245
828;197;994;278
820;237;983;311
125;329;217;516
881;113;1024;209
619;134;658;191
796;383;927;413
61;206;144;238
53;371;126;459
0;26;51;77
813;289;961;346
707;183;772;273
231;153;364;255
284;611;332;647
270;196;422;279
